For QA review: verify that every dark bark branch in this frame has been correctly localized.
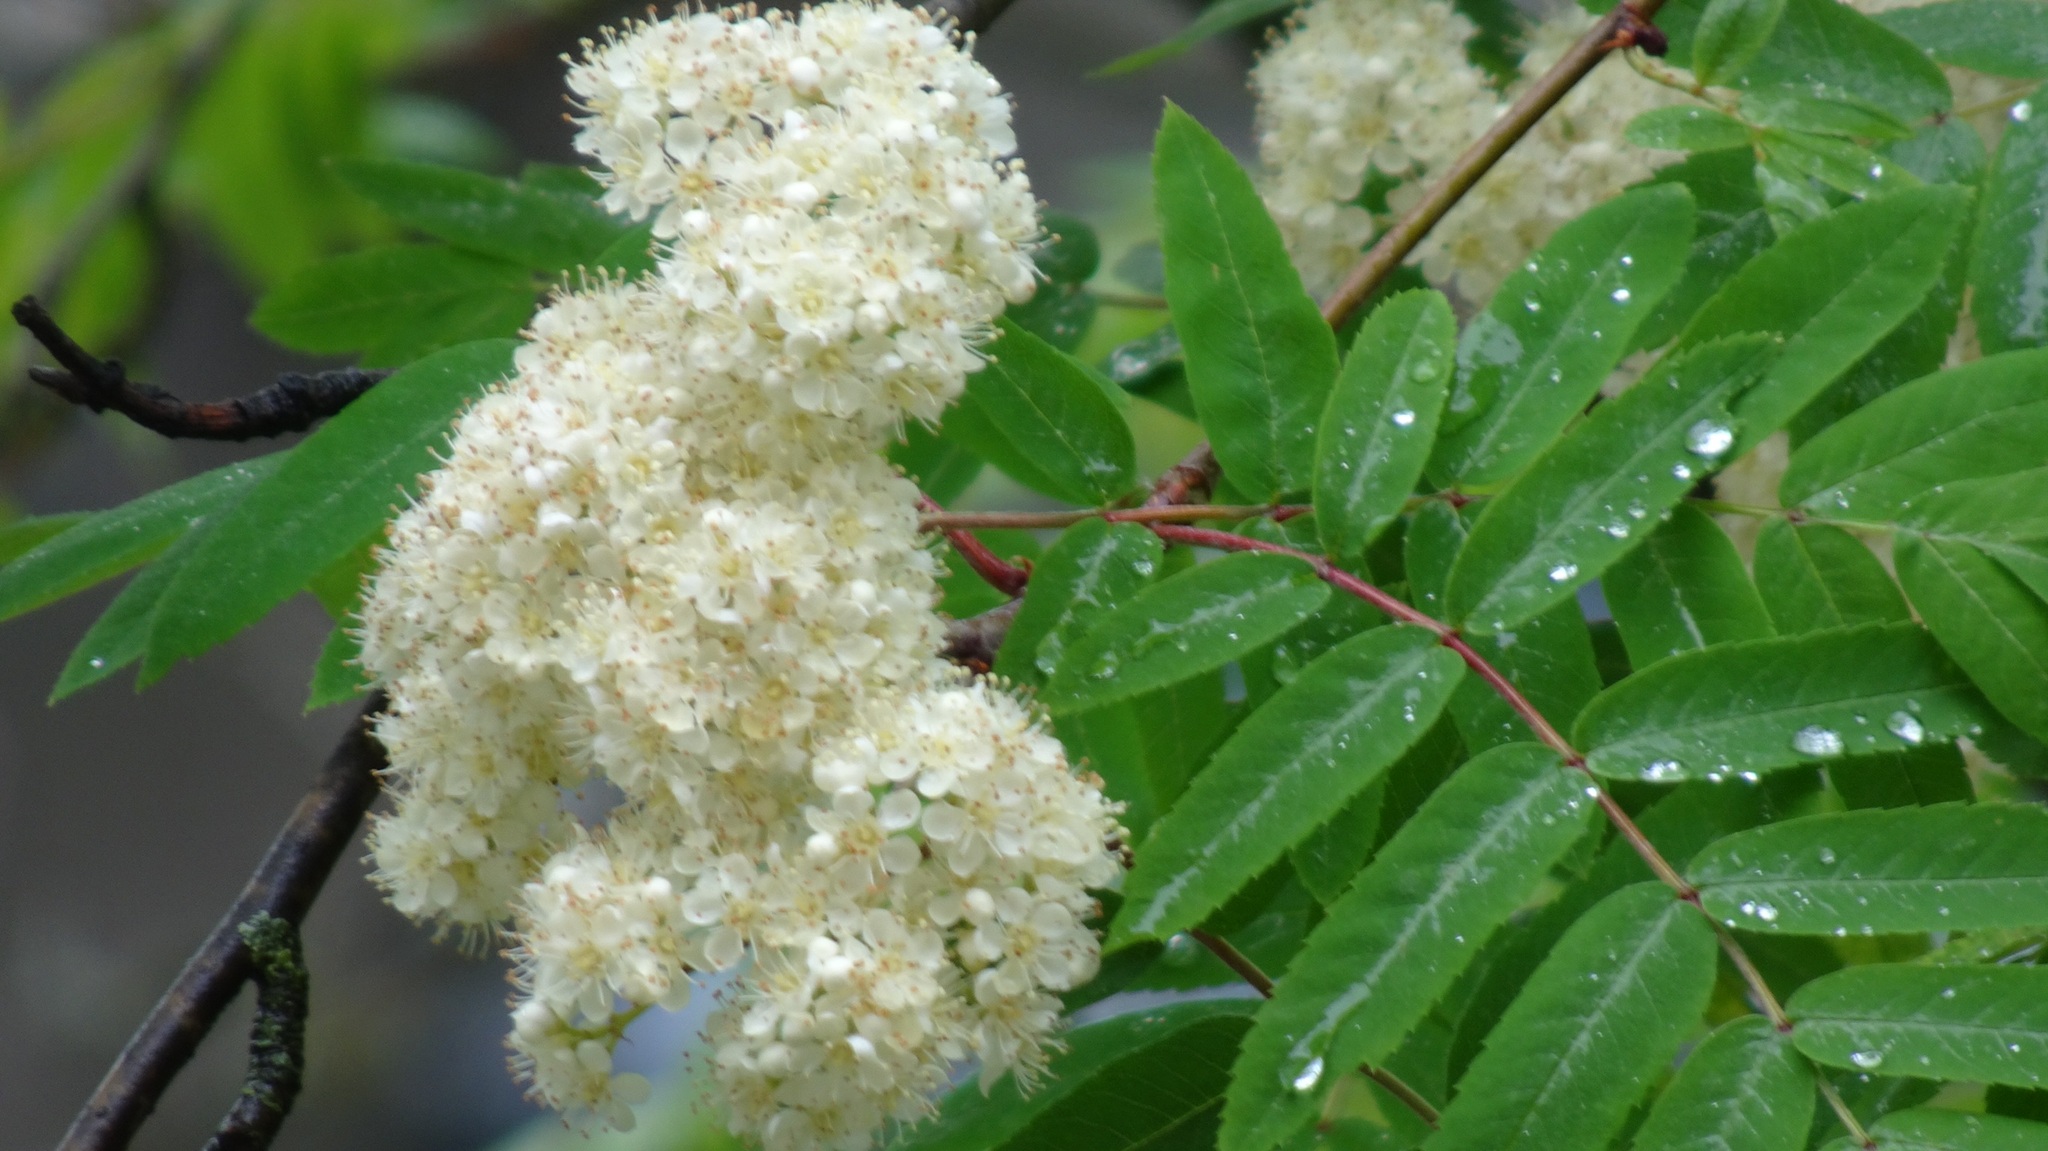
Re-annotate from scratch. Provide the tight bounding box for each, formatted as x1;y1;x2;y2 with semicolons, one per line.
932;0;1020;36
58;694;388;1151
200;915;308;1151
942;597;1022;673
12;297;387;441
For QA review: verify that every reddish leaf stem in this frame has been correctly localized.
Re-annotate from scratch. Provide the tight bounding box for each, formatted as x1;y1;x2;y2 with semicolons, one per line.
919;495;1030;596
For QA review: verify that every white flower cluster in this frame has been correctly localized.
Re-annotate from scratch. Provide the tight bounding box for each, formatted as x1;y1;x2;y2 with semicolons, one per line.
1251;0;1681;303
355;5;1123;1146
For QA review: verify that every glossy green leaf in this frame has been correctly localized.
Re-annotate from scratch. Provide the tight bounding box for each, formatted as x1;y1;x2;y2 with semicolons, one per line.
1678;185;1974;455
1627;106;1753;152
1743;90;1913;142
1754;519;1910;633
1606;504;1774;669
995;520;1165;688
0;455;285;627
1629;1017;1814;1151
1783;350;2048;519
1762;130;1921;202
1044;551;1330;714
336;157;629;273
50;522;217;702
1314;290;1456;562
1108;625;1464;948
1445;335;1775;633
307;622;370;710
1833;1108;2048;1151
250;243;536;366
1287;779;1384;908
1691;804;2048;935
591;221;658;282
887;422;982;506
1875;1;2048;77
893;999;1257;1151
1222;743;1595;1151
1970;107;2048;355
1056;676;1231;841
1092;0;1297;77
1693;0;1787;85
1636;150;1777;352
1896;535;2048;745
1833;744;1975;809
1789;964;2048;1087
1156;103;1338;499
1431;184;1696;488
144;340;518;681
944;320;1136;506
1423;883;1718;1151
1755;154;1836;237
0;514;88;566
1741;0;1953;125
1575;622;1998;782
1885;467;2048;545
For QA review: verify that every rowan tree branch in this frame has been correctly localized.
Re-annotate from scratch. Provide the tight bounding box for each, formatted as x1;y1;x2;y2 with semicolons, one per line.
200;914;308;1151
59;694;388;1151
11;297;388;441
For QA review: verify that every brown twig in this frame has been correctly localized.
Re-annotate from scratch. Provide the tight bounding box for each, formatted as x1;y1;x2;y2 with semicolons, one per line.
59;694;388;1151
943;598;1023;673
12;297;388;441
200;914;308;1151
920;495;1031;596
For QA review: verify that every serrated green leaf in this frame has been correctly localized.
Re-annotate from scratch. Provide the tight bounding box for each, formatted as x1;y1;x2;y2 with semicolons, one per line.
1109;625;1464;948
1835;1108;2048;1151
1629;1016;1814;1151
1887;467;2048;545
1694;0;1787;85
0;455;286;627
944;320;1136;505
1691;804;2048;935
1092;0;1297;77
1222;743;1595;1151
1789;964;2048;1087
1783;349;2048;518
1874;0;2048;78
1287;779;1386;909
1314;290;1455;562
1575;622;1998;782
1446;335;1775;633
1754;519;1909;633
995;519;1164;688
336;156;629;273
1740;0;1953;124
1431;185;1696;488
1896;535;2048;744
590;221;658;282
1044;551;1330;713
0;513;89;566
250;243;536;366
1636;150;1778;351
1762;129;1921;202
306;622;370;710
1407;501;1602;751
1155;106;1336;499
1035;212;1101;284
1834;744;1975;810
892;998;1257;1151
1627;106;1753;153
1423;883;1718;1151
1606;504;1774;668
1679;185;1974;454
1744;90;1913;141
1054;675;1230;840
1970;107;2048;355
1756;155;1836;236
144;340;517;682
50;521;217;702
887;422;982;506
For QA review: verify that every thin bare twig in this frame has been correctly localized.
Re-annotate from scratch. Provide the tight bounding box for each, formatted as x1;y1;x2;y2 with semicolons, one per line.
943;598;1023;672
59;694;388;1151
12;297;388;441
200;914;308;1151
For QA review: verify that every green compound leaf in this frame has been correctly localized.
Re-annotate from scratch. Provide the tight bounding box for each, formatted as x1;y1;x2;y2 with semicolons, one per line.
893;998;1257;1151
1754;519;1910;634
1760;129;1922;203
1574;621;1998;783
335;157;631;274
1287;717;1463;906
1896;535;2048;745
1314;290;1456;563
1829;1108;2048;1151
1422;883;1718;1151
50;522;220;702
1627;106;1754;153
1636;150;1777;352
144;340;518;682
994;519;1164;688
1043;551;1330;714
1107;625;1465;949
1690;804;2048;936
946;319;1137;506
1431;184;1696;489
1788;965;2048;1088
1692;0;1787;86
0;454;286;627
1222;743;1595;1151
1874;1;2048;78
1445;334;1775;633
1629;1016;1814;1151
1155;102;1338;500
1782;349;2048;519
1743;89;1913;142
1970;106;2048;355
1606;505;1774;669
1741;0;1953;125
0;514;88;567
1678;184;1974;456
250;244;537;367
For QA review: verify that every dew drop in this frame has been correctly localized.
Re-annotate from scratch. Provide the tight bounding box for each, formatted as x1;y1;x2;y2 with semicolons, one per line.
2016;101;2035;123
1641;759;1684;782
1620;255;1634;267
1886;711;1926;744
1685;421;1734;458
1793;725;1845;758
1673;462;1694;481
1850;1050;1885;1069
1524;298;1542;313
1289;1056;1325;1092
1549;562;1579;582
87;657;105;669
1390;409;1417;427
1818;847;1837;865
1942;987;1957;999
1611;287;1632;303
